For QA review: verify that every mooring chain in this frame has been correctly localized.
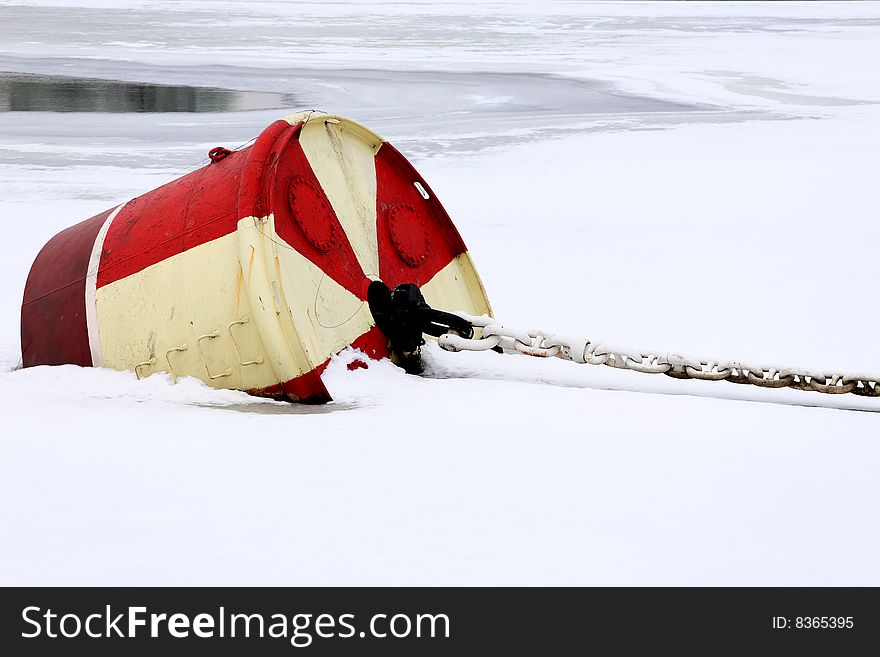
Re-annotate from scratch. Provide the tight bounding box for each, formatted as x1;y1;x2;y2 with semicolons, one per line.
437;312;880;398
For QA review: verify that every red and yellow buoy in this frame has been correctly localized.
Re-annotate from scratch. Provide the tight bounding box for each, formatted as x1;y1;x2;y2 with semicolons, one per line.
21;112;491;402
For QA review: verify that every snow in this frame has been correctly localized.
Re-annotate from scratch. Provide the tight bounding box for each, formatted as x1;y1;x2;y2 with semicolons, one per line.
1;1;879;585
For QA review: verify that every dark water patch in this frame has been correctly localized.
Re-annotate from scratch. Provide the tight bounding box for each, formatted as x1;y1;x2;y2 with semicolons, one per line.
0;72;293;112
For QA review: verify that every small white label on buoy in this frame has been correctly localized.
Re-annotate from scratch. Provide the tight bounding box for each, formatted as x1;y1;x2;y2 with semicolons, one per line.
414;181;430;200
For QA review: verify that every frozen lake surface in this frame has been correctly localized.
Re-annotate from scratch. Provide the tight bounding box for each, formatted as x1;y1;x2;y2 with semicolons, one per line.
1;1;879;585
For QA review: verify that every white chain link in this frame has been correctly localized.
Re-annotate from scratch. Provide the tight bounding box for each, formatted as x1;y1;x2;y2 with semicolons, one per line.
437;313;880;398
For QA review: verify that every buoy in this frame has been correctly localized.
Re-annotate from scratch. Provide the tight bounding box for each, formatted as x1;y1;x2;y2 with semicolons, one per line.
20;111;492;402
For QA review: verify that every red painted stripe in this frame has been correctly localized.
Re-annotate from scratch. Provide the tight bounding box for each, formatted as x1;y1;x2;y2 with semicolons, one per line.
375;143;466;290
268;125;371;300
246;326;390;403
97;120;370;296
349;324;391;362
96;148;250;289
97;120;296;290
239;119;293;220
281;367;329;404
21;207;114;367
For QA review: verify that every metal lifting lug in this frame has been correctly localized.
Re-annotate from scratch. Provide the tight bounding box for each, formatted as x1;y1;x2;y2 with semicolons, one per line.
367;280;474;374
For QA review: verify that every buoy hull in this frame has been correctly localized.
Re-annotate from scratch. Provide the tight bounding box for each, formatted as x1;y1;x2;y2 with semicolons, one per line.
21;112;491;402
